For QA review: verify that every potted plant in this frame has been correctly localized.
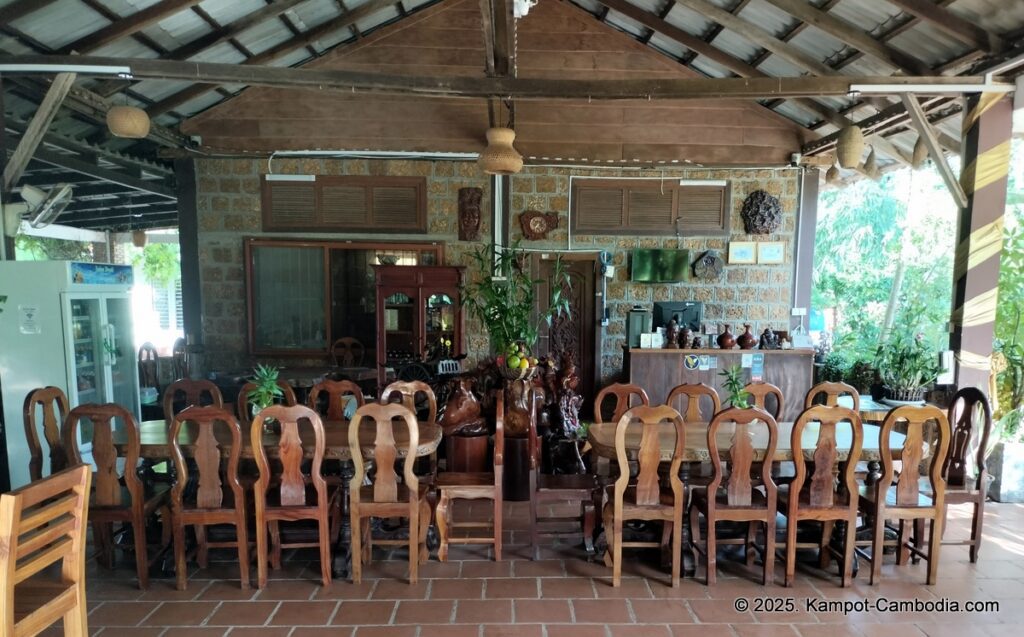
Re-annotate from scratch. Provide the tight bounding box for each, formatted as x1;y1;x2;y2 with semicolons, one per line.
247;364;283;432
874;330;941;404
989;335;1024;502
718;364;750;408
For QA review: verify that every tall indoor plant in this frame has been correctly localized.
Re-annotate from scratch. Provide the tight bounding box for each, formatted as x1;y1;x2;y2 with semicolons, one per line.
874;330;941;403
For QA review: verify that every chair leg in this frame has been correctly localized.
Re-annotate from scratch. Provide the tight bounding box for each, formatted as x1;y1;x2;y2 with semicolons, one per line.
706;517;717;586
671;510;682;588
351;512;363;584
436;491;450;562
582;500;596;556
688;504;702;581
784;517;798;588
897;520;912;566
268;521;282;570
195;525;209;569
419;499;431;564
662;521;674;566
318;516;332;587
841;517;855;588
602;503;613;569
763;517;776;587
63;584;88;637
612;515;623;587
173;519;188;591
927;516;943;586
236;517;251;590
93;521;114;569
745;522;757;567
361;518;372;565
970;498;985;563
819;520;835;569
493;495;502;562
133;517;150;590
255;517;268;589
869;508;885;585
529;486;539;561
409;506;419;585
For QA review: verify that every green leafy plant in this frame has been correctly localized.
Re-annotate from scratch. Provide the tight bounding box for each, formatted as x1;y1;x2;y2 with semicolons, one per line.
247;364;283;413
718;364;749;408
874;329;941;393
844;359;878;393
130;243;181;287
817;352;847;383
462;241;570;353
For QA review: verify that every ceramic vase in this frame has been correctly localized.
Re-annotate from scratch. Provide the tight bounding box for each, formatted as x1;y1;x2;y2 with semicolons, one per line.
717;324;736;350
737;324;757;350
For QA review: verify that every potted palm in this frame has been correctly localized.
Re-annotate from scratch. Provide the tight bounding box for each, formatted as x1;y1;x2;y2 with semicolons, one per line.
874;330;941;404
718;364;750;408
247;364;283;432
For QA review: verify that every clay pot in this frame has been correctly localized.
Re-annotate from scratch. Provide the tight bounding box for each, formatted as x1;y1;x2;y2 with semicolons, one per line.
737;324;757;350
717;325;736;350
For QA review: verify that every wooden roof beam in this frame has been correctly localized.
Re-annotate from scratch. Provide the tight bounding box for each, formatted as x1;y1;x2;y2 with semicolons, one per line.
762;0;932;75
0;0;57;24
681;0;750;64
29;147;176;199
886;0;1004;54
145;0;398;117
61;0;204;54
901;93;967;208
2;72;75;191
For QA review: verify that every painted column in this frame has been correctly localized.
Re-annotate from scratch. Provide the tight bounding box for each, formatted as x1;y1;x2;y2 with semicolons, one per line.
951;93;1013;393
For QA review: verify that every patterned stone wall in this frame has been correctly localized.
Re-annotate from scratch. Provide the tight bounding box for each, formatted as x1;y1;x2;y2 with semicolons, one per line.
193;159;800;382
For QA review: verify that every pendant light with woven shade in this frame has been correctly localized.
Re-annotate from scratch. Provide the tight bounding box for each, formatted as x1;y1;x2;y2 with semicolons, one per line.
836;125;864;169
912;136;928;169
107;104;151;139
478;127;523;175
132;229;147;248
825;164;840;184
864;146;879;179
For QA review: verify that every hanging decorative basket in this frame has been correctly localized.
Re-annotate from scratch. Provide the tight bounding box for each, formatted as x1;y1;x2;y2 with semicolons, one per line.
478;127;523;175
740;190;782;235
864;147;879;179
825;165;840;184
912;136;928;169
836;125;864;169
107;105;151;139
131;229;147;248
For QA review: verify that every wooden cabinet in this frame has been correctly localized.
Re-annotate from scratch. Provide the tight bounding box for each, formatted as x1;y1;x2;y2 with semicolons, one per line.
624;348;814;422
375;265;464;388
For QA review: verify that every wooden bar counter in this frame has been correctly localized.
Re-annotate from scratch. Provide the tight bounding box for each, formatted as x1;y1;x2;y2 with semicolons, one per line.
624;347;814;422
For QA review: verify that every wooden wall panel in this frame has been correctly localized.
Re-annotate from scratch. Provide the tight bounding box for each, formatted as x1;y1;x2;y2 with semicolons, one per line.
182;0;804;164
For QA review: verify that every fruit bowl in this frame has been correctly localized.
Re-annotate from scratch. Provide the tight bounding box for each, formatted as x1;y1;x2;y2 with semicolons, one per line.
497;364;538;382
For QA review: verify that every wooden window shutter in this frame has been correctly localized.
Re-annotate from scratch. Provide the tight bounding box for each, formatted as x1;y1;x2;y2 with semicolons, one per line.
262;176;426;232
677;184;730;235
626;189;675;232
572;185;625;232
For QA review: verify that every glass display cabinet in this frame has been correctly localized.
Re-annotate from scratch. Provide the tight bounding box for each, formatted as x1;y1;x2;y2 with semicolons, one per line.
374;265;463;388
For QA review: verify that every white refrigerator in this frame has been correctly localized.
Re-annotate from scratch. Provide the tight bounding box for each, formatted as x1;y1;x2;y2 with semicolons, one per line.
0;260;140;489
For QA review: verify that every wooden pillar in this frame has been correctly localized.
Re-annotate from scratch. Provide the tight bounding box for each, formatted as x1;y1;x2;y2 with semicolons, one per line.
951;93;1013;393
175;158;202;344
791;168;819;331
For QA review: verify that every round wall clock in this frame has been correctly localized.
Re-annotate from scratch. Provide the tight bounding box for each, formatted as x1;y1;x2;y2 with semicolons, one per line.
519;210;559;240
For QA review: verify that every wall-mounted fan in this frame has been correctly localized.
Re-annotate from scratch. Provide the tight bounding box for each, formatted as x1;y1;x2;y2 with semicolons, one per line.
2;184;74;236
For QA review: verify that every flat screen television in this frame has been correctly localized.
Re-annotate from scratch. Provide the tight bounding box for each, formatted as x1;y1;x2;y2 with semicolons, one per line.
630;249;690;283
653;301;703;332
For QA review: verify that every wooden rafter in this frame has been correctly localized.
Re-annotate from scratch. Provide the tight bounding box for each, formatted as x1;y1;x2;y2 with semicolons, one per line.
30;147;176;199
0;55;1003;100
60;0;204;54
0;0;56;24
145;0;399;117
901;93;968;208
886;0;1004;54
2;72;75;191
681;0;750;64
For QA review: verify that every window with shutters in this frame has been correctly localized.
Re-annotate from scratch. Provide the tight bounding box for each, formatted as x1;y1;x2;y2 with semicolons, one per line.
571;179;730;236
262;176;426;233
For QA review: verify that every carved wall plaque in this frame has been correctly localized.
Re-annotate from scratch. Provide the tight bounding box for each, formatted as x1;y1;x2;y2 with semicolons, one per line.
519;210;559;240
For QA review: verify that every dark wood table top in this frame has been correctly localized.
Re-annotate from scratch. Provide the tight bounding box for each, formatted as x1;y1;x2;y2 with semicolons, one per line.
113;419;441;461
588;420;908;463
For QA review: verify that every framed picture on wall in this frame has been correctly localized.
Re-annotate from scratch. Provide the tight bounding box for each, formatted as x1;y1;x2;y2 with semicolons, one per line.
728;241;756;264
757;241;786;264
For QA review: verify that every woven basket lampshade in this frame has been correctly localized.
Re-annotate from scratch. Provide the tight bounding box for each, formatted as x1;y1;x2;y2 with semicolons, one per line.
131;230;147;248
478;127;523;175
864;146;879;179
836;125;864;169
912;136;928;169
107;105;151;139
825;165;840;184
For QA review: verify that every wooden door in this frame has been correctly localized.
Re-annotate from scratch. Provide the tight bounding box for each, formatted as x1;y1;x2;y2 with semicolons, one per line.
533;255;600;418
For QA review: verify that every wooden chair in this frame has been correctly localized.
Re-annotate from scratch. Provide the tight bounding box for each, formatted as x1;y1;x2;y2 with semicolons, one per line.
308;379;364;422
169;406;250;591
856;405;950;585
349;403;430;584
163;378;224;427
805;381;860;410
602;405;685;587
236;380;298;427
594;383;650;424
779;404;863;587
171;338;187;380
689;406;779;585
435;390;504;562
62;404;170;589
665;383;720;422
381;381;438;478
251;405;340;588
332;337;365;367
23;386;70;482
138;342;159;389
527;383;599;559
0;464;91;637
744;382;784;420
934;387;993;562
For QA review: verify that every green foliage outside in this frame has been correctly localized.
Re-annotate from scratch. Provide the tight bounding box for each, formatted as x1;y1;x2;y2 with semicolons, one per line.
15;235;92;261
993;141;1024;441
127;242;181;288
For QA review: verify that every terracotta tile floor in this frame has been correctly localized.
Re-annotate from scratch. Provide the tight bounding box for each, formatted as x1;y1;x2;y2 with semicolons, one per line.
70;500;1024;636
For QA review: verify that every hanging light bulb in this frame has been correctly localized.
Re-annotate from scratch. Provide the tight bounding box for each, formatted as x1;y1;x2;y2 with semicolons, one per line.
478;127;523;175
835;125;864;169
107;105;151;139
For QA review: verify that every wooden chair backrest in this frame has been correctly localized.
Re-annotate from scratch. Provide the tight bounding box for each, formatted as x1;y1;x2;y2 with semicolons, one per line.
236;380;298;427
946;387;993;490
611;405;685;507
23;386;70;482
252;405;327;508
172;337;187;379
790;404;863;509
879;405;950;507
0;464;91;630
665;383;720;423
331;337;365;367
308;379;365;422
706;406;779;508
381;381;437;427
804;381;859;411
170;406;243;510
349;403;420;504
163;379;224;427
138;342;159;389
594;383;650;424
63;404;141;509
743;382;784;420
